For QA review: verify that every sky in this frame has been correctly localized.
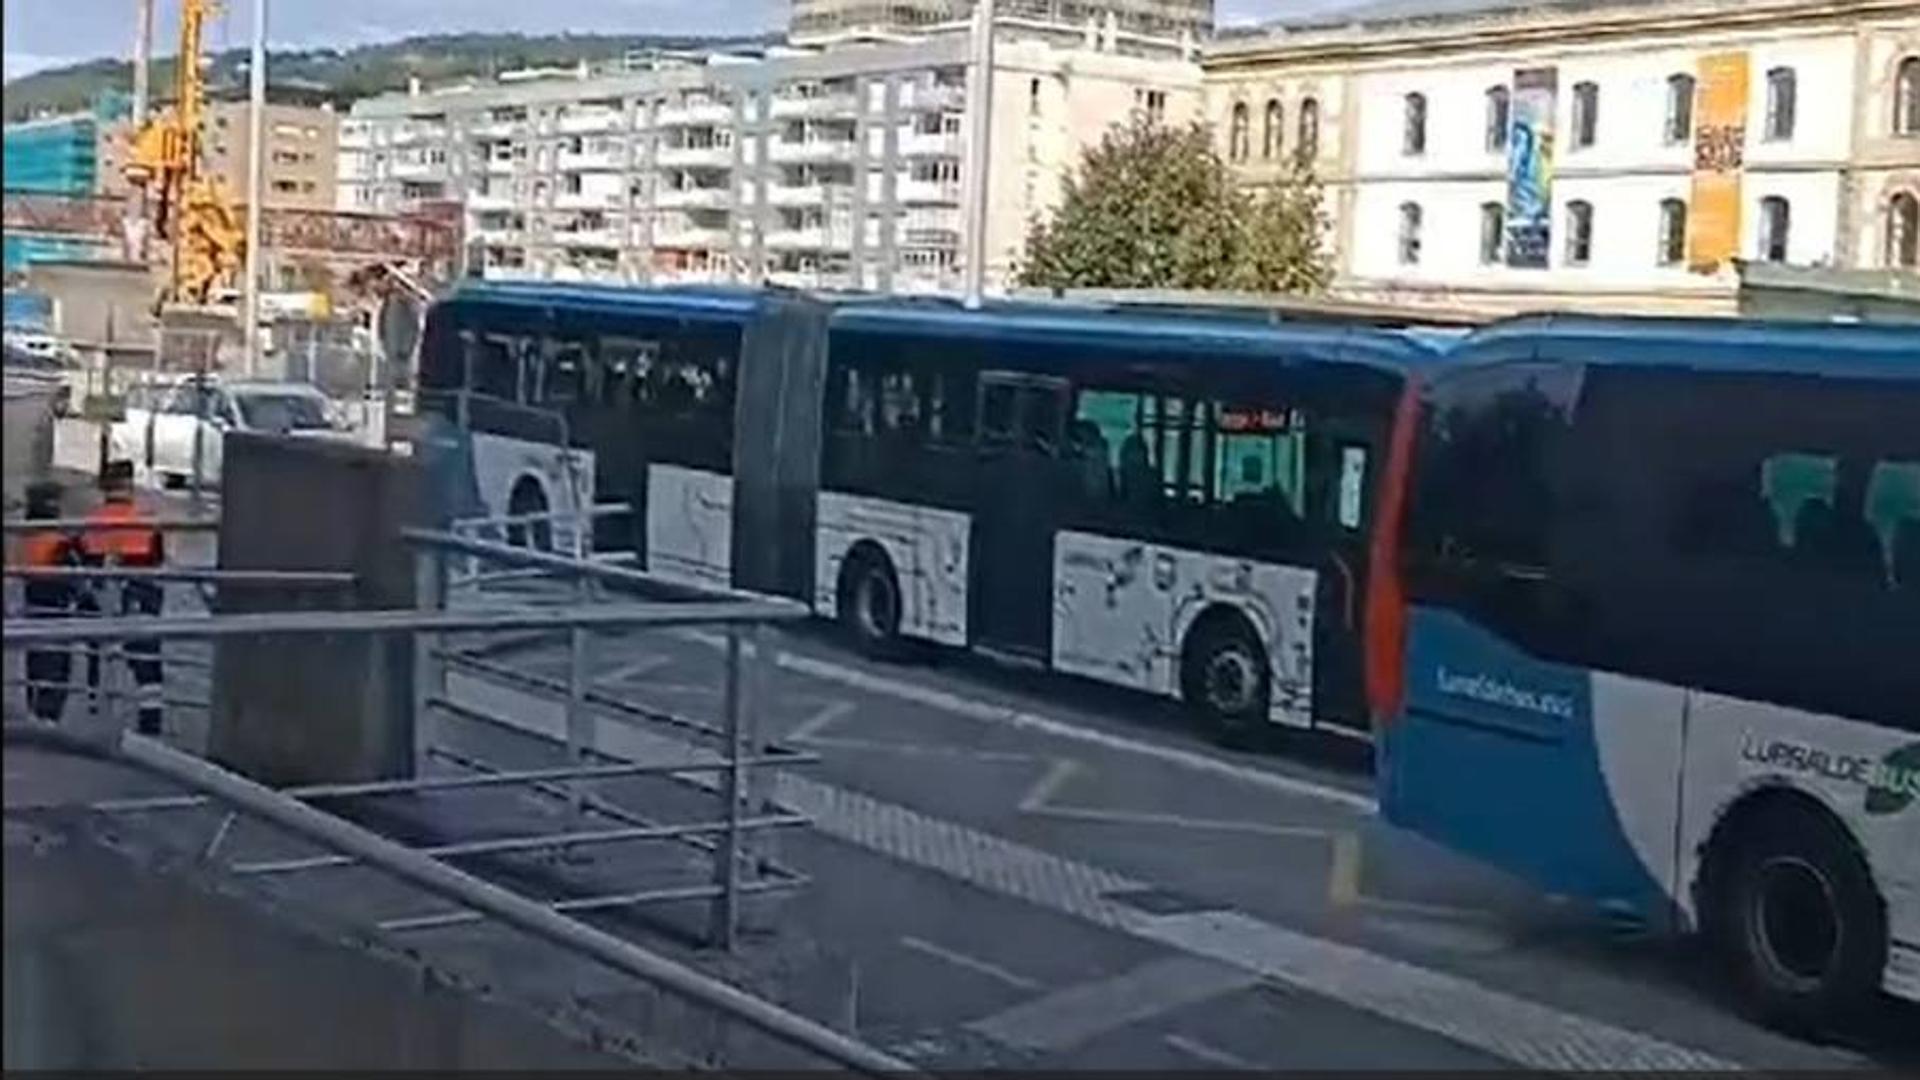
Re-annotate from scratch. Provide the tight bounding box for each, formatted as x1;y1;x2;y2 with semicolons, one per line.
1;1;1347;82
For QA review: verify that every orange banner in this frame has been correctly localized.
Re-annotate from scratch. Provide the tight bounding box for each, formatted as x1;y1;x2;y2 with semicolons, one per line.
1688;51;1749;274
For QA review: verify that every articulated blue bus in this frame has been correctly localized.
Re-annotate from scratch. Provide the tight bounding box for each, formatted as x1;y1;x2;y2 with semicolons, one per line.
415;281;1447;740
1368;315;1920;1030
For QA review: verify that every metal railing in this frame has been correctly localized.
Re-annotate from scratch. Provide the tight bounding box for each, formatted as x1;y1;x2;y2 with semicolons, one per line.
2;512;906;1069
5;723;916;1074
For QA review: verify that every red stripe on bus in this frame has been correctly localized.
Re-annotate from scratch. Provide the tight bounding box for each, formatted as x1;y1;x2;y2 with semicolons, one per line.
1364;381;1419;731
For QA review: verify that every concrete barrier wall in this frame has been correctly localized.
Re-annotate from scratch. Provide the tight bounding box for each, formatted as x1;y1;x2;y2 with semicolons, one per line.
209;432;426;786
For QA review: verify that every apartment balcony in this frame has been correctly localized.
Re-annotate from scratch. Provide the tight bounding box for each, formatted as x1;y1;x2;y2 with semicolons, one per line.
339;126;373;150
766;225;854;251
473;118;526;139
899;83;965;112
467;189;516;211
554;189;624;211
558;109;625;135
770;93;859;120
655;101;734;127
555;227;625;250
391;159;447;181
769;139;856;164
472;224;523;244
652;225;732;249
767;183;829;207
897;178;962;204
654;185;732;209
655;144;734;168
558;147;627;172
899;131;961;158
481;155;520;175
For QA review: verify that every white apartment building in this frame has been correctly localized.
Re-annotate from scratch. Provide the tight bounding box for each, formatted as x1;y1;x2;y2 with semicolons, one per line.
339;26;1200;293
1208;0;1920;315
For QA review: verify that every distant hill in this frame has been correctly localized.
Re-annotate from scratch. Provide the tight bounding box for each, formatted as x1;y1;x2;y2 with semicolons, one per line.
2;31;780;123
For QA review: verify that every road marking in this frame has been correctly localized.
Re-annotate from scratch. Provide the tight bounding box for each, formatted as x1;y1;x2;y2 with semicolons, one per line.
898;935;1043;992
1328;831;1363;908
594;654;673;687
968;955;1258;1053
452;671;1743;1072
1017;757;1080;811
788;699;857;743
802;736;1040;763
1164;1033;1260;1070
767;648;1378;814
1027;805;1334;839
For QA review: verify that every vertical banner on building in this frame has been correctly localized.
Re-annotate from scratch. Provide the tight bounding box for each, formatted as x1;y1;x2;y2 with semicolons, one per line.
1688;50;1748;273
1504;67;1558;268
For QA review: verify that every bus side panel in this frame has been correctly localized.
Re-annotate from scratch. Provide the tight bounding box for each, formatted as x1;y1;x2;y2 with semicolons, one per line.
814;492;971;645
1679;692;1920;1001
1052;530;1317;728
1384;607;1674;918
645;463;734;591
731;300;827;602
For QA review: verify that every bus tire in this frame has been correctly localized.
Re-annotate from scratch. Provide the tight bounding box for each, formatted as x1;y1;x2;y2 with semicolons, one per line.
1180;608;1270;748
839;545;902;658
506;476;553;552
1705;799;1886;1034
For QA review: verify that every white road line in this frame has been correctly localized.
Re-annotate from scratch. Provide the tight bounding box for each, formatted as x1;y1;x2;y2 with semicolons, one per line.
1164;1033;1260;1070
968;955;1259;1053
1016;757;1080;811
452;670;1745;1072
898;935;1044;992
674;629;1375;813
1027;805;1335;839
594;654;673;686
788;699;857;742
801;736;1040;763
770;650;1378;814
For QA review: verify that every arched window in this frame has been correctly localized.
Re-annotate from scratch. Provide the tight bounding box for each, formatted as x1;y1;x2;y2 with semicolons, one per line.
1479;202;1506;264
1485;85;1510;152
1571;81;1599;149
1896;56;1920;136
1565;199;1594;265
1296;97;1320;165
1398;201;1423;265
1658;198;1688;266
1665;73;1695;145
1765;67;1797;141
1758;195;1791;262
1229;102;1250;162
1263;99;1283;160
1403;92;1427;156
1888;191;1919;269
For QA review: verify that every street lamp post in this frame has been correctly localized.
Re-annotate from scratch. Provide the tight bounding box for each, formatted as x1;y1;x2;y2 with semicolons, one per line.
241;0;267;377
961;0;996;309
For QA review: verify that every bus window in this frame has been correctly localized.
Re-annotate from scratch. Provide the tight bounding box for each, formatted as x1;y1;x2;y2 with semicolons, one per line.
1761;452;1836;549
468;333;522;401
978;374;1065;456
533;338;588;406
1213;404;1306;520
1866;460;1920;589
1338;444;1368;529
980;381;1018;446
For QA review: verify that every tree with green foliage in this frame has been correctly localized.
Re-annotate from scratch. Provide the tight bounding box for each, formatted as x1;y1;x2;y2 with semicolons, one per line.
1018;117;1332;295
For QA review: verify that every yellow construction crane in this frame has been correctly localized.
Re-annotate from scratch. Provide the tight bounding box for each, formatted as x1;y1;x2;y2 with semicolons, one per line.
122;0;244;309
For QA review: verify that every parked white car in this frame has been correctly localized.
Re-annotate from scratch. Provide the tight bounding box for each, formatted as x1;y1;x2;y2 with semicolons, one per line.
111;380;351;490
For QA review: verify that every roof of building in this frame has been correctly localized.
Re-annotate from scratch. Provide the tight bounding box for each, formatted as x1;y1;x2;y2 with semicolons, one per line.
1456;312;1920;381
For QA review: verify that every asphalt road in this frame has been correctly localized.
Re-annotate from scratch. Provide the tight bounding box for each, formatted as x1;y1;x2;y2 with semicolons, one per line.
423;614;1917;1071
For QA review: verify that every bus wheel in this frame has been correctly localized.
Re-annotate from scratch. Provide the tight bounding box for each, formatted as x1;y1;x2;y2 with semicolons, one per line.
1709;802;1886;1033
1181;610;1269;748
506;477;553;552
839;547;902;658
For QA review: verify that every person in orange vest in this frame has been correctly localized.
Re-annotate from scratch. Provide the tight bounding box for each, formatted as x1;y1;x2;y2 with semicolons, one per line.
18;480;87;722
81;460;167;735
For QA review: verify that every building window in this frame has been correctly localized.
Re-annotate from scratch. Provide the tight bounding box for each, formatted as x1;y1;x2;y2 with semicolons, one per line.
1402;92;1427;156
1296;97;1319;165
1898;56;1920;135
1665;73;1695;144
1571;82;1599;149
1029;78;1041;117
1565;199;1594;265
1479;202;1505;264
1485;86;1510;152
1398;202;1423;265
1263;99;1283;160
1658;198;1688;265
1758;195;1791;262
1888;191;1919;269
1229;102;1250;161
1765;67;1797;141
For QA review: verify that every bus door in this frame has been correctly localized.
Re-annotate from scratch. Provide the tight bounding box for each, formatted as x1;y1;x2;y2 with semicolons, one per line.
972;371;1069;655
1309;420;1382;731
